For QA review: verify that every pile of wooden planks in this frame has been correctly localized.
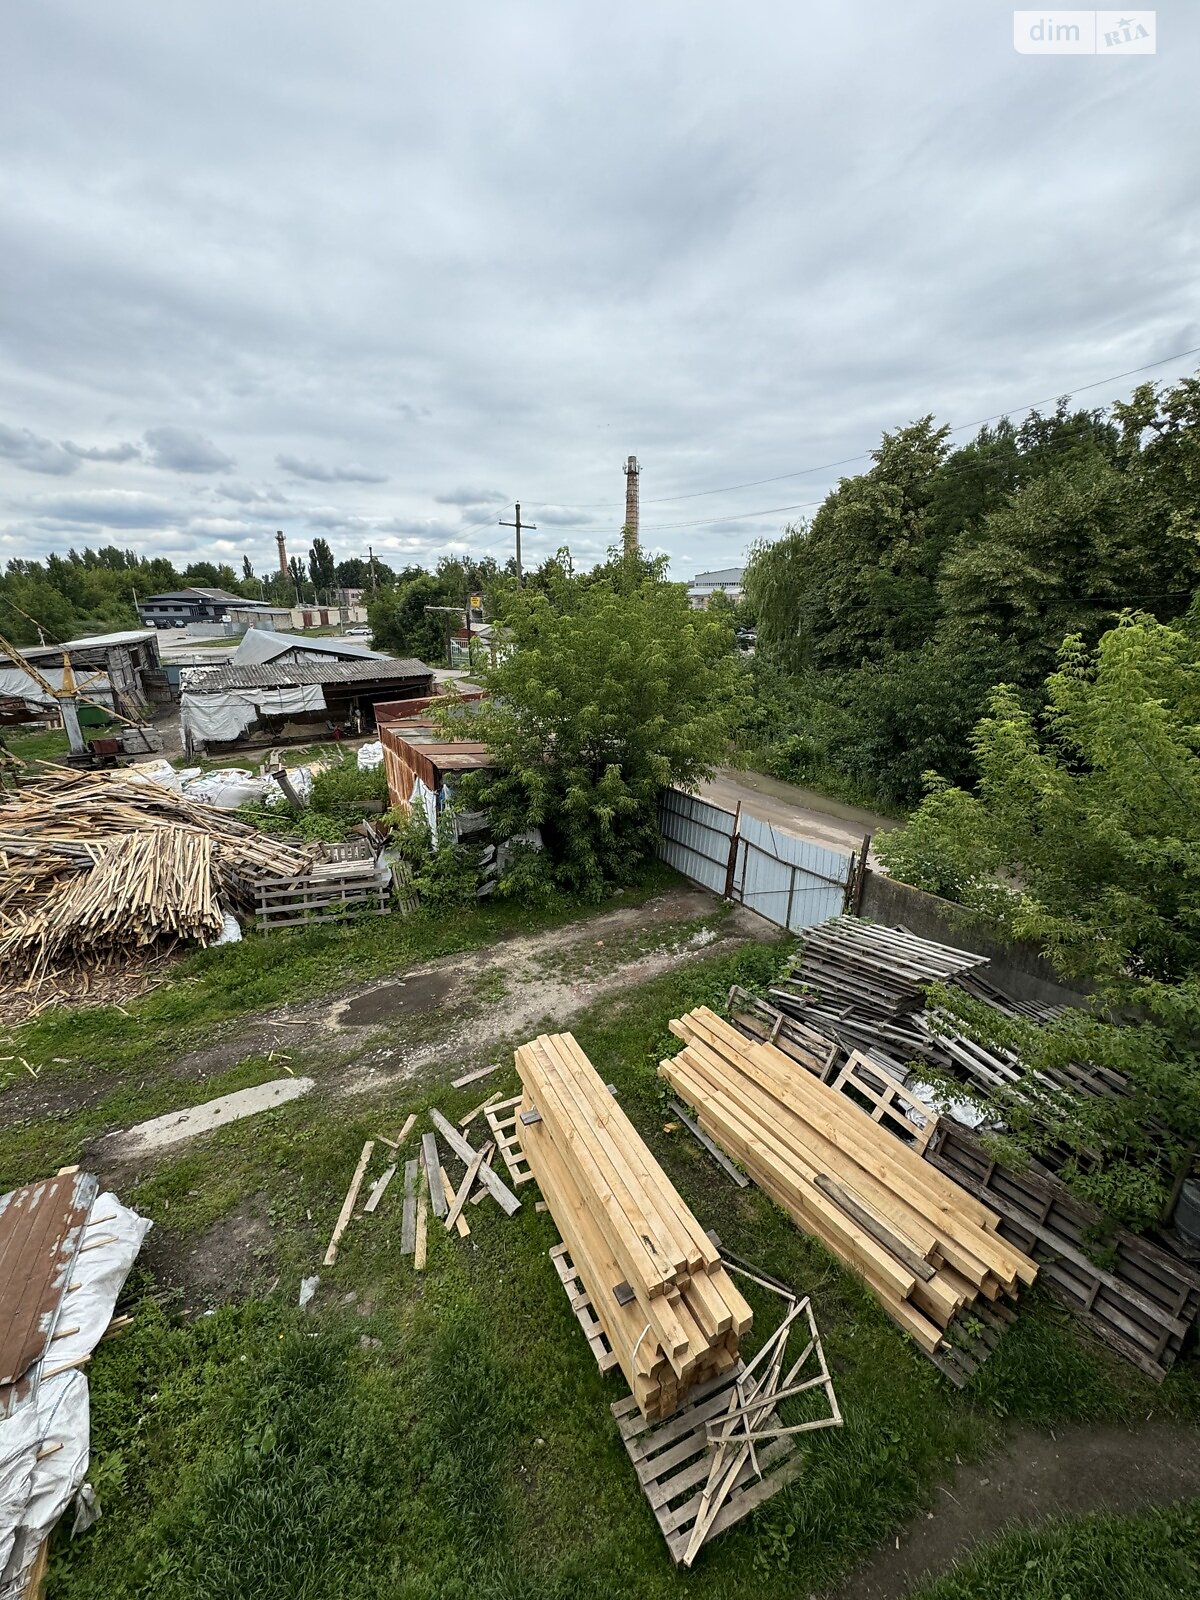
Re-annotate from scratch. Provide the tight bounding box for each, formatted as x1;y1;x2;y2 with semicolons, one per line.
775;917;988;1019
0;766;315;1009
515;1032;753;1420
660;1007;1038;1363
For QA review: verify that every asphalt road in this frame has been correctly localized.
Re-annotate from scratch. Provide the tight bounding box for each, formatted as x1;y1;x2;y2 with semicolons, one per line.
694;766;898;858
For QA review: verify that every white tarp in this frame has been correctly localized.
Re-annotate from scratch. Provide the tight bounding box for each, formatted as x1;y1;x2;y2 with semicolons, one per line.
410;776;438;837
0;1193;150;1598
356;741;383;771
181;683;327;747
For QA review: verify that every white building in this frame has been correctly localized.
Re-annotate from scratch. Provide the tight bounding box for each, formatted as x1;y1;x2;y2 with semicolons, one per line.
687;567;744;609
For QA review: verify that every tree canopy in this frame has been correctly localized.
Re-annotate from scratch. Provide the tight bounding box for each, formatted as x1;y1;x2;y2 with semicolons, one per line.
451;568;743;897
741;378;1200;805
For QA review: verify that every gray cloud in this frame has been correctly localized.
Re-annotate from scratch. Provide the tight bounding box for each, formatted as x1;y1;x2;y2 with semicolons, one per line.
276;454;389;484
63;439;142;463
144;427;235;474
0;423;78;476
27;489;176;529
434;486;507;507
1;5;1198;577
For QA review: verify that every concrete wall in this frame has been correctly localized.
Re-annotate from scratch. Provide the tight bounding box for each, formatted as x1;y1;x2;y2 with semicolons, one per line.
858;868;1089;1010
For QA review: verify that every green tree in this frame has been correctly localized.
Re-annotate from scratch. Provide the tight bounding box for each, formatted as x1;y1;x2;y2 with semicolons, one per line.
367;573;450;662
452;573;743;897
876;613;1200;1227
309;537;337;602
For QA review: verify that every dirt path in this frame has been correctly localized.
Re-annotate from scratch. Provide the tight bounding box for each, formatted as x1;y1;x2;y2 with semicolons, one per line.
20;886;772;1162
695;767;898;857
830;1419;1200;1599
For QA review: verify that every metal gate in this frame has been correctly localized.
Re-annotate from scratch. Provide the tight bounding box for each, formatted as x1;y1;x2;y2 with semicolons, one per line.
657;787;853;933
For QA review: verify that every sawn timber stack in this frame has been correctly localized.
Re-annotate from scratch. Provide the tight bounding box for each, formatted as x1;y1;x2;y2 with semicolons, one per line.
516;1032;752;1421
661;1008;1038;1363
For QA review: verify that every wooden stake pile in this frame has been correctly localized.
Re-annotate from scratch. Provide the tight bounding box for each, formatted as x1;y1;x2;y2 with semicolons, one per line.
661;1008;1038;1358
516;1031;753;1421
0;767;314;1007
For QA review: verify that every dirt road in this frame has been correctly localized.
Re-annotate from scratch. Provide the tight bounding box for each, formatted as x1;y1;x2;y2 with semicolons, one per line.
694;767;899;858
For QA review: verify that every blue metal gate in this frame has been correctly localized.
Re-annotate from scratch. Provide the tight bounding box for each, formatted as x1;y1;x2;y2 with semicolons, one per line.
657;788;853;933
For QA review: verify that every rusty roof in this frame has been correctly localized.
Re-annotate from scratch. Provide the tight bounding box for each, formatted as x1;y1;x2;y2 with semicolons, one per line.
0;1171;98;1416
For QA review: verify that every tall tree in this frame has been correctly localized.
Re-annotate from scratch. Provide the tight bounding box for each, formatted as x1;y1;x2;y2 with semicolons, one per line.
309;537;337;601
454;572;743;897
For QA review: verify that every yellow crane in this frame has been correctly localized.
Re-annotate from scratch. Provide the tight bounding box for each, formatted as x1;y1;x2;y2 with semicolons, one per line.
0;629;143;760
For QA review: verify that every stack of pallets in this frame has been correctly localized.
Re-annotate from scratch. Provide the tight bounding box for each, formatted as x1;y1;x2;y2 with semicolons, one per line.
660;1007;1038;1361
515;1032;753;1420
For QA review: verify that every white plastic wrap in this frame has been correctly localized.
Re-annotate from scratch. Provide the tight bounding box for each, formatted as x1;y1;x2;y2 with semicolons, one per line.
0;1194;151;1598
356;741;383;771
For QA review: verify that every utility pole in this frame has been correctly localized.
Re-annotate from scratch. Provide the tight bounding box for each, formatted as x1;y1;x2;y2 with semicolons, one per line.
623;456;640;557
368;545;378;592
499;502;536;585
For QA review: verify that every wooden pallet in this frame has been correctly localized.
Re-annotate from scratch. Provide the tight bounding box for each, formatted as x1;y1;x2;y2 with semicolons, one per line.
611;1365;804;1566
247;865;390;929
829;1051;939;1155
549;1243;619;1373
927;1121;1200;1380
484;1095;535;1186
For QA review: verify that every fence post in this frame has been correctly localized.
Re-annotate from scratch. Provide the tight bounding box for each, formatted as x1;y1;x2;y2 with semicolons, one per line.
723;802;742;900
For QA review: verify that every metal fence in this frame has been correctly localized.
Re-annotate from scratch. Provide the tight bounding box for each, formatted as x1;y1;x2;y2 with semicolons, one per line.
657;786;853;933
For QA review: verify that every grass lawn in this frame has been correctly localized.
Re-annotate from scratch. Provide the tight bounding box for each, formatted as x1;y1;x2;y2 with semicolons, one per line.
29;937;1200;1600
4;724;72;763
911;1501;1200;1599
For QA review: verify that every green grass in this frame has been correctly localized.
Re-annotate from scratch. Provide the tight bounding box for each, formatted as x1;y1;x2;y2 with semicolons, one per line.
910;1501;1200;1599
2;863;676;1073
42;941;1200;1600
4;724;71;763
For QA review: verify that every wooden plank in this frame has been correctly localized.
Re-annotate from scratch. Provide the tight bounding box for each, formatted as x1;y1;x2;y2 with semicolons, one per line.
440;1164;470;1238
400;1158;418;1254
668;1098;749;1187
414;1172;428;1271
422;1133;448;1218
445;1146;488;1231
395;1113;417;1145
460;1090;505;1129
323;1139;375;1266
428;1108;521;1215
452;1061;502;1089
363;1163;397;1214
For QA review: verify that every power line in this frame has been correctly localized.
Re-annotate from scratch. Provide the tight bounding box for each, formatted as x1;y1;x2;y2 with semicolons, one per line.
518;340;1200;520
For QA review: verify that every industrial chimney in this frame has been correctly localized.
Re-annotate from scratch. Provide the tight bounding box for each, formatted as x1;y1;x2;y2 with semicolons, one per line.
623;455;640;557
275;529;288;576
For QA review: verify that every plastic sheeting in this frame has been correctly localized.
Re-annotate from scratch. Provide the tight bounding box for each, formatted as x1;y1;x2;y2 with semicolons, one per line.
181;768;272;810
0;1193;150;1598
181;682;326;747
356;741;383;771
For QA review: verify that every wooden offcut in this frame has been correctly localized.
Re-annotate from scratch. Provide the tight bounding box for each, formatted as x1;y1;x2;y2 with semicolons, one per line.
516;1031;752;1421
323;1140;375;1266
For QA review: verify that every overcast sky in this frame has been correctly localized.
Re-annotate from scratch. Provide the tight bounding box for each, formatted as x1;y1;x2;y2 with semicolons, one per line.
2;2;1197;582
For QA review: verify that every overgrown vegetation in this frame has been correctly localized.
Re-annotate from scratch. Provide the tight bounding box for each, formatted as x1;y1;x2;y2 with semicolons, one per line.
740;376;1200;807
235;751;388;843
876;612;1200;1230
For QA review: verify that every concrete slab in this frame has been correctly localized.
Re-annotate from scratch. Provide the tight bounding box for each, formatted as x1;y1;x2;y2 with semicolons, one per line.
104;1077;315;1158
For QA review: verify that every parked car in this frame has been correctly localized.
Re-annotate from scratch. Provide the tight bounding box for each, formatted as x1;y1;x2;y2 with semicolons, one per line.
345;626;372;636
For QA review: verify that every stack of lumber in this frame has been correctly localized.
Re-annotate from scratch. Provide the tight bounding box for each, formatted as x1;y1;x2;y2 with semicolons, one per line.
515;1032;753;1420
0;768;314;1010
776;917;988;1019
660;1007;1038;1360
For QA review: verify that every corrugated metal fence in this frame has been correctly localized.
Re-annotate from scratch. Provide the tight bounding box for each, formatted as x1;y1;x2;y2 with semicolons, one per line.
657;786;853;933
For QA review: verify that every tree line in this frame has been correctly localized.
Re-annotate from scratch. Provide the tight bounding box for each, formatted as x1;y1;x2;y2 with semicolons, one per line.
741;374;1200;807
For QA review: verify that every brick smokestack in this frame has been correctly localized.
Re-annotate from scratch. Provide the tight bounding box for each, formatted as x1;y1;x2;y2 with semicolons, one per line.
623;455;640;557
275;529;288;576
